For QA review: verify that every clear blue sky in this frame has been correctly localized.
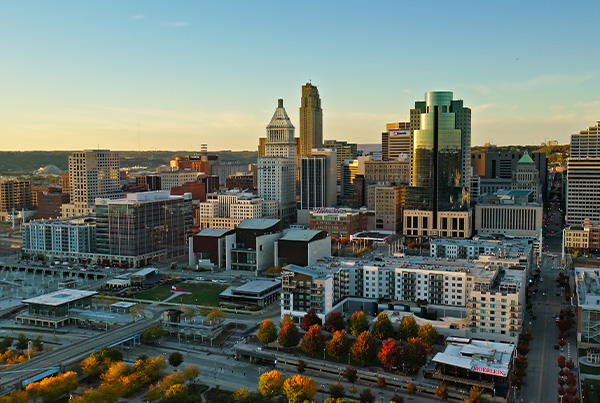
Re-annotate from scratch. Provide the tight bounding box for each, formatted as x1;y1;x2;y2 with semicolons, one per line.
1;1;598;151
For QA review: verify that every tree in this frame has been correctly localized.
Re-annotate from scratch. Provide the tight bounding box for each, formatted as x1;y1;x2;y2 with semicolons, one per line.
359;388;375;403
142;325;165;344
278;321;300;349
164;384;188;403
329;382;345;399
348;311;369;337
406;383;416;395
435;381;448;400
80;352;106;376
233;388;252;403
351;331;376;365
327;330;350;359
377;377;386;388
378;338;401;370
466;386;484;403
324;311;345;333
283;375;317;403
180;305;197;319
258;370;284;398
417;323;439;347
372;313;394;340
99;347;123;363
344;366;357;384
256;319;278;345
301;308;323;331
207;308;225;324
517;343;529;356
168;352;184;368
390;394;404;403
402;338;428;373
566;358;575;370
557;355;566;368
301;324;325;355
101;361;128;386
398;316;419;341
297;360;306;374
26;371;78;403
15;333;28;351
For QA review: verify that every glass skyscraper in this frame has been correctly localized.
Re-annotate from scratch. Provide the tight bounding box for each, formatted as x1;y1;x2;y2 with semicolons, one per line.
407;91;471;215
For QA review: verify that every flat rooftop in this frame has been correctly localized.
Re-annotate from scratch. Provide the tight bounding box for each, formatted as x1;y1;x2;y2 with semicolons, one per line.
22;289;97;306
237;218;280;230
433;339;514;377
280;229;325;242
575;267;600;307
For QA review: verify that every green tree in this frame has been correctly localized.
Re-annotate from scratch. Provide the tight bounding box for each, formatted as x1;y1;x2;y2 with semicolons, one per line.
435;381;448;400
398;316;419;341
278;321;300;349
324;311;345;333
99;347;123;363
326;330;350;359
372;313;394;340
417;323;439;347
348;311;369;337
257;319;278;345
300;307;323;331
15;333;28;351
301;324;325;355
142;325;165;344
351;331;376;365
168;351;184;368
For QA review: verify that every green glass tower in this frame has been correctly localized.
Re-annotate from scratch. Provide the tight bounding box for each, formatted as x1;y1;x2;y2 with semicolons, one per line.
407;91;471;215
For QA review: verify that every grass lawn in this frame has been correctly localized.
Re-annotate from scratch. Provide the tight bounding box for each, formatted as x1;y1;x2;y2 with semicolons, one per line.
134;282;227;306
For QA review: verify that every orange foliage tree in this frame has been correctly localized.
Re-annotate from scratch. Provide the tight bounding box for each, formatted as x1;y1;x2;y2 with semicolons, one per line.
283;375;317;403
350;331;376;365
378;338;402;370
258;370;285;398
301;325;325;355
326;330;350;359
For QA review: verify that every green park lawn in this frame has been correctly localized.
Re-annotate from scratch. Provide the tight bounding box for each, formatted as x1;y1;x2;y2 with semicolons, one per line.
134;282;227;306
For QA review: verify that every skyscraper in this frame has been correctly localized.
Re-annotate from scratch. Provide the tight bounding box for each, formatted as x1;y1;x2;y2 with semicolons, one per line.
258;99;297;223
300;148;337;209
381;122;411;161
567;121;600;226
299;83;323;157
404;92;472;239
61;150;122;217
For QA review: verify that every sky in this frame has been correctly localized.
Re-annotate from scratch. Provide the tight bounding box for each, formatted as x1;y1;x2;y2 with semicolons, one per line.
1;1;599;151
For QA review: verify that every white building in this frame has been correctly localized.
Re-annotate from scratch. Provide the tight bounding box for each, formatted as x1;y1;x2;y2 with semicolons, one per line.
258;99;297;223
62;150;122;217
23;217;96;258
198;190;264;229
575;268;600;347
159;170;200;191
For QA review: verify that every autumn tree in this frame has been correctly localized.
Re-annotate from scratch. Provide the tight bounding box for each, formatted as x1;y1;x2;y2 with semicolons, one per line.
372;313;394;340
26;371;78;403
283;375;317;403
327;330;350;359
557;355;566;368
406;383;416;395
301;307;323;331
466;386;484;403
207;308;225;324
351;331;376;365
344;365;358;384
390;394;404;403
402;338;428;373
278;321;300;349
257;319;278;345
168;351;184;368
398;316;419;341
324;311;345;333
435;381;448;400
301;324;325;355
359;388;375;403
233;388;252;403
101;361;128;386
329;382;345;399
417;323;439;347
258;370;285;398
0;390;27;403
348;311;370;337
81;352;106;376
378;338;402;370
164;384;188;403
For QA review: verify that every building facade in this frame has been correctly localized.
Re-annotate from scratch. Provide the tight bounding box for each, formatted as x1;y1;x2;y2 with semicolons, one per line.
381;122;411;162
309;208;366;239
300;149;337;209
299;83;323;157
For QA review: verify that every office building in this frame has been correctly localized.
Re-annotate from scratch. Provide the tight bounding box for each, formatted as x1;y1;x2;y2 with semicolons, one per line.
374;185;404;232
257;99;297;223
300;149;337;209
299;82;323;157
197;190;264;229
575;268;600;347
323;140;358;182
0;179;33;221
276;229;331;267
159;170;200;191
404;92;472;239
309;208;366;239
61;150;121;217
35;192;70;219
474;190;543;238
511;152;542;201
567;122;600;226
364;160;410;186
381;122;411;161
564;219;600;253
225;173;255;190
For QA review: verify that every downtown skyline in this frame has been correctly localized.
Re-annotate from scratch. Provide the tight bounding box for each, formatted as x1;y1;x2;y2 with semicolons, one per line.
1;1;599;151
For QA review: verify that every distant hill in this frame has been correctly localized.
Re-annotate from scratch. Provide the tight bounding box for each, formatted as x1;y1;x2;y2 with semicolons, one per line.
0;150;258;176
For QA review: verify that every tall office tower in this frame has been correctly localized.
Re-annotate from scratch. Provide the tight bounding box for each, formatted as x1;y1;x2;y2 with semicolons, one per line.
404;92;472;239
299;83;323;157
62;150;122;217
567;122;600;226
382;122;411;161
323;140;358;183
511;152;541;202
300;148;337;209
258;99;297;223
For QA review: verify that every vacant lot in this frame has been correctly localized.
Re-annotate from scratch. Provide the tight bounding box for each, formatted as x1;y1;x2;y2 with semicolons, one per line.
135;282;227;306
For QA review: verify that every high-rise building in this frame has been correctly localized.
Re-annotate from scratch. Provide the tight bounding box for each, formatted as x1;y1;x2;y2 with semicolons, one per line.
404;92;472;239
567;122;600;226
300;148;337;209
511;152;542;202
0;179;32;214
257;99;297;223
299;83;323;157
62;150;121;217
381;122;411;161
323;140;358;182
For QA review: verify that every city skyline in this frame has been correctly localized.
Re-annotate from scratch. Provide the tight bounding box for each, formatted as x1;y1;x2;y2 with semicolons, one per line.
1;1;599;151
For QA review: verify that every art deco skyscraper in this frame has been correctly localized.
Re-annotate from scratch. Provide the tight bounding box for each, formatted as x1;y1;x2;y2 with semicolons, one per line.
299;83;323;157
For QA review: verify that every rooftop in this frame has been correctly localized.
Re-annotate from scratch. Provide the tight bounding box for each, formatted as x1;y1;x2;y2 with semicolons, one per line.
575;267;600;307
433;339;515;378
22;289;97;306
237;218;281;230
195;228;235;238
280;229;326;242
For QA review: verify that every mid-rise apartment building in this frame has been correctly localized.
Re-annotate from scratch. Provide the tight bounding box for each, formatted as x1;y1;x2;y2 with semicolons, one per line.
0;179;33;221
309;208;366;239
197;190;265;229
